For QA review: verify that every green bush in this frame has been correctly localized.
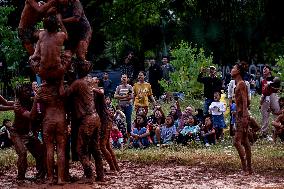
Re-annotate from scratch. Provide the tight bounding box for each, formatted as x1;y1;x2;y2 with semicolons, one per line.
160;41;213;98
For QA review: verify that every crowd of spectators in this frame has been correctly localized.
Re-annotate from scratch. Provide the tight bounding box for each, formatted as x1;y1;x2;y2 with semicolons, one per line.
1;53;284;151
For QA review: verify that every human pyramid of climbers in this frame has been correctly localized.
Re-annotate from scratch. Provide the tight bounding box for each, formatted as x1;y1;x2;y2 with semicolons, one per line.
7;0;117;185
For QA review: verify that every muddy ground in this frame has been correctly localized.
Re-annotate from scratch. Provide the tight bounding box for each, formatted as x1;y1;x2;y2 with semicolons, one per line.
1;160;284;189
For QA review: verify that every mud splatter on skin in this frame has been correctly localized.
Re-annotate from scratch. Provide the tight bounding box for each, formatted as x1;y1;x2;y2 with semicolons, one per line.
1;161;283;189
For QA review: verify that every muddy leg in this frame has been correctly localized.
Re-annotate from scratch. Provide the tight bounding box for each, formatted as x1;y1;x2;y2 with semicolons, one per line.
11;133;28;179
77;129;93;181
234;131;247;172
242;132;252;174
44;127;55;184
26;137;46;179
91;127;105;181
56;129;67;185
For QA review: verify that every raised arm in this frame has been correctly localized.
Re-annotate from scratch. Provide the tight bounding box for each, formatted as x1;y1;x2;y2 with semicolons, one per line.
27;0;56;14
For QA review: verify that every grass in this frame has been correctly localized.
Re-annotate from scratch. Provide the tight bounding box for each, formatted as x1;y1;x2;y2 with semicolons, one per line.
115;141;284;172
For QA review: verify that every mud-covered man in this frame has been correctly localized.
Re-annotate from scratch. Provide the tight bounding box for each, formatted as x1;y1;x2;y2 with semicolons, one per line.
64;61;104;183
30;82;67;185
58;0;92;63
30;15;69;94
231;62;252;175
10;84;45;181
18;0;56;55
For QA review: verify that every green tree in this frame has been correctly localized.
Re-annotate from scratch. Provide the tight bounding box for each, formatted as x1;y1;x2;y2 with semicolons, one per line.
160;41;213;98
0;6;26;72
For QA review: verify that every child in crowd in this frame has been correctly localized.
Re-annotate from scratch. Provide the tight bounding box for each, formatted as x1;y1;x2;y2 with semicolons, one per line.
169;100;182;122
0;119;12;149
209;91;226;141
176;115;200;145
130;114;150;148
230;100;237;136
113;105;127;140
105;96;115;110
110;125;124;149
195;109;204;125
147;106;165;143
155;115;176;147
200;115;216;146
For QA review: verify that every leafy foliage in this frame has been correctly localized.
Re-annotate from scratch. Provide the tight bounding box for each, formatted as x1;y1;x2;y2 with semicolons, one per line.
275;56;284;96
160;41;213;98
0;6;26;71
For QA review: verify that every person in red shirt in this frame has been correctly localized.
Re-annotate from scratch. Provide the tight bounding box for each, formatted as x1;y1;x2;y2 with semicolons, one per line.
260;65;280;139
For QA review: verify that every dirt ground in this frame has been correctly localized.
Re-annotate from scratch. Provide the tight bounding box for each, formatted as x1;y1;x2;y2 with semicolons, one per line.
1;160;284;189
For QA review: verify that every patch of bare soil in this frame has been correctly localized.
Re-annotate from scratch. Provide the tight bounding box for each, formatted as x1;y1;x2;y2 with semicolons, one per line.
1;161;284;189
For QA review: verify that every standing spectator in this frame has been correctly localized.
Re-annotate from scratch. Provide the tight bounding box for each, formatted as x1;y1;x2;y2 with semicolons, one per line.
133;71;156;115
161;56;174;82
260;65;280;139
255;70;262;95
197;66;223;115
114;74;133;134
148;58;163;98
209;91;226;141
101;72;112;97
120;52;140;85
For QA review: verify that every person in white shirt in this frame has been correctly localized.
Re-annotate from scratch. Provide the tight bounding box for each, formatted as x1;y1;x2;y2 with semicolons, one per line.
209;91;226;141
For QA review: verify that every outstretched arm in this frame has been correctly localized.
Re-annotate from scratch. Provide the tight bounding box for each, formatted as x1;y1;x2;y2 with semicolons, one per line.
0;95;14;106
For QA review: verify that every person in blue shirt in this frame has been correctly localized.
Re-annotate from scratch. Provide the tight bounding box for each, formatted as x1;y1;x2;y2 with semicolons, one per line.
176;115;200;145
155;115;176;146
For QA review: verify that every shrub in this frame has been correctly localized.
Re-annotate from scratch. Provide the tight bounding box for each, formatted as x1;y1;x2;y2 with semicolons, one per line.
160;41;213;98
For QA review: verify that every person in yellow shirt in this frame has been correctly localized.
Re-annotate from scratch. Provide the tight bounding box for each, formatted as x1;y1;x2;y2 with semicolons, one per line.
133;71;156;115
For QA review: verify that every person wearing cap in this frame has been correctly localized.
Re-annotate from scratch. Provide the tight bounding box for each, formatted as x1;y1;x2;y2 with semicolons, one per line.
197;66;223;115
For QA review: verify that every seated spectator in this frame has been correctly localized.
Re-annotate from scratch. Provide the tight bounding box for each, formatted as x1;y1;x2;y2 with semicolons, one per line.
147;106;165;143
195;109;204;125
155;115;176;147
111;125;124;149
0;119;12;149
271;97;284;143
105;96;115;110
136;106;147;116
176;115;200;145
200;115;216;146
169;100;182;122
130;114;150;148
209;91;226;141
113;106;127;140
178;106;196;130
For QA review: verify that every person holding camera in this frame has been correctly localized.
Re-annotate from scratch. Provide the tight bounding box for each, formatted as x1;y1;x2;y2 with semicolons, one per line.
197;66;222;115
114;74;134;134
